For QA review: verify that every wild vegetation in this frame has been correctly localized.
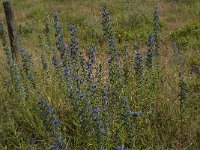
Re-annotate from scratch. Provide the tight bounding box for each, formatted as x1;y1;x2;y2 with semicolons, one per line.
0;0;200;149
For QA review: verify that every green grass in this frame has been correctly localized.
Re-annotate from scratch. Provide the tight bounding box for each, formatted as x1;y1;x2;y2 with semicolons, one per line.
0;0;200;149
170;23;200;51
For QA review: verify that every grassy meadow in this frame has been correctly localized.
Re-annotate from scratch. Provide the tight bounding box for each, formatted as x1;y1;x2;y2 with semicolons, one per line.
0;0;200;149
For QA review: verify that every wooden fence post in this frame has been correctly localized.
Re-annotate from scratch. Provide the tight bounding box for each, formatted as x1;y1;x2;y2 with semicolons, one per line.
3;1;19;60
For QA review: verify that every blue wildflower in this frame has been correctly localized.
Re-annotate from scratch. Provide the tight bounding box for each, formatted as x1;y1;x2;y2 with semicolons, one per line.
129;110;142;116
53;12;67;62
117;146;128;150
38;97;67;150
28;138;35;145
134;46;143;80
146;34;154;69
69;25;79;61
20;48;36;89
44;13;57;68
101;6;119;86
153;10;161;57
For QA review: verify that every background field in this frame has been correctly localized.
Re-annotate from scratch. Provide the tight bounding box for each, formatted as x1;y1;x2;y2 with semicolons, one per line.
0;0;199;52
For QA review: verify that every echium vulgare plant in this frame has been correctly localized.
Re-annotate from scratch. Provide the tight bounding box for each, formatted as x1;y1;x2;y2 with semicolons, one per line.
38;98;67;150
79;86;109;149
119;96;142;148
20;48;36;89
176;45;187;117
153;10;160;57
68;25;79;100
44;13;51;51
53;11;67;62
85;46;96;95
134;45;143;82
67;25;85;104
0;22;26;100
38;34;49;76
64;59;73;100
69;25;79;62
172;42;187;131
78;44;97;134
43;12;60;74
69;25;85;73
64;26;76;99
101;6;122;122
52;12;65;75
44;13;56;64
117;146;129;150
95;63;103;88
77;94;91;133
133;45;143;109
146;33;154;69
101;6;119;87
41;53;49;76
172;42;183;64
92;106;108;150
78;86;109;149
77;93;102;146
53;12;71;88
7;50;26;100
94;86;109;149
52;53;60;73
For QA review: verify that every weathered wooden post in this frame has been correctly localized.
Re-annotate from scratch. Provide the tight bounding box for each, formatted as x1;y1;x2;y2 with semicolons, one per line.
3;1;19;60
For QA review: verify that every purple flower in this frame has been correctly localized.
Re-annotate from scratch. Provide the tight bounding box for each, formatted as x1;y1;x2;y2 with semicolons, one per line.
79;93;87;99
129;110;142;116
38;98;66;149
117;146;128;150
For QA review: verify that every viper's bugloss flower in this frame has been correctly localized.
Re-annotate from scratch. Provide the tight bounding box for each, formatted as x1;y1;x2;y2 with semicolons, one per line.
153;10;160;31
41;54;49;76
86;46;96;93
129;110;142;116
12;63;26;99
3;48;26;100
101;6;112;39
146;34;154;69
102;86;109;111
69;25;79;61
78;102;91;130
153;10;161;57
20;48;36;88
44;13;50;37
52;54;60;69
134;48;143;79
44;13;56;68
117;146;128;150
172;42;183;65
53;12;67;62
101;6;119;86
28;138;35;145
38;98;66;150
38;34;50;77
54;12;62;37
